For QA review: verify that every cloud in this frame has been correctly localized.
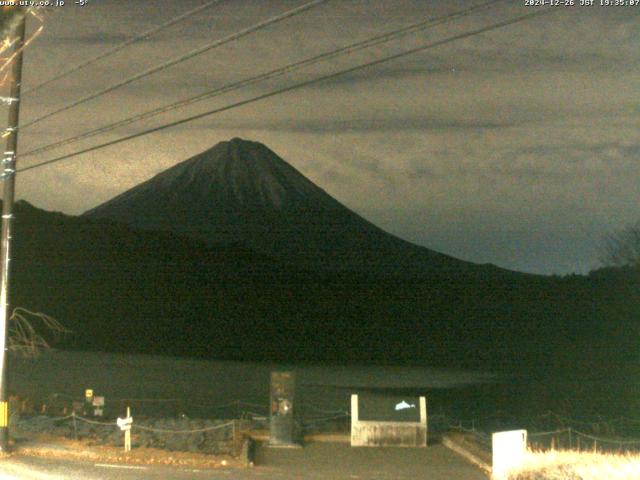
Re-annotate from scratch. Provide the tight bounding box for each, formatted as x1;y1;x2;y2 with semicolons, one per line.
13;0;640;275
196;116;511;134
54;32;132;45
493;143;640;181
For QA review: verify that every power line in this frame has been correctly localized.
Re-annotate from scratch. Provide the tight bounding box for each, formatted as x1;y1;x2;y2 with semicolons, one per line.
22;0;225;96
17;7;562;175
18;0;329;131
20;0;506;159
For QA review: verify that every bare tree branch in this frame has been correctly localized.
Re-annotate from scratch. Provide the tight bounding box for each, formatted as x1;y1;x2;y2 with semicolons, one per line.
8;307;69;358
601;221;640;269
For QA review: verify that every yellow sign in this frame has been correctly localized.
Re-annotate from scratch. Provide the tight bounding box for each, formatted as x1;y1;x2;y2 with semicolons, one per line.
85;389;93;400
0;401;8;427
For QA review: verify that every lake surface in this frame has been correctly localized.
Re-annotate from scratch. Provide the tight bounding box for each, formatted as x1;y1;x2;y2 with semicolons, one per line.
8;350;503;421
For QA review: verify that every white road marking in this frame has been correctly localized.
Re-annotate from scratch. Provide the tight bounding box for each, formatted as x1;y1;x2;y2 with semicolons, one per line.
94;463;148;470
0;461;65;480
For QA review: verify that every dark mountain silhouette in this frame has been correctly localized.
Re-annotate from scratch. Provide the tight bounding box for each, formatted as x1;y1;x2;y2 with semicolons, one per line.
84;138;504;275
6;136;640;423
6;137;640;421
47;138;639;382
7;200;640;425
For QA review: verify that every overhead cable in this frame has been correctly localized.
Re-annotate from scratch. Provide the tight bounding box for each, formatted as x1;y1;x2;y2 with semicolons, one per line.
20;0;506;159
22;0;225;96
18;0;330;130
17;7;562;174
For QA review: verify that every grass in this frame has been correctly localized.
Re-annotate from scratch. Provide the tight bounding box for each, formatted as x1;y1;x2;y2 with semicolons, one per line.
509;449;640;480
14;431;240;468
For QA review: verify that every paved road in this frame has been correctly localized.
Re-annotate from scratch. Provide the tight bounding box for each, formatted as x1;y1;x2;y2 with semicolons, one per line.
0;455;234;479
0;443;488;479
255;443;489;480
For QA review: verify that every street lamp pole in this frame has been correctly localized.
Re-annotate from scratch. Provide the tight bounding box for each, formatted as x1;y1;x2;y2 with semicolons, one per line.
0;10;27;451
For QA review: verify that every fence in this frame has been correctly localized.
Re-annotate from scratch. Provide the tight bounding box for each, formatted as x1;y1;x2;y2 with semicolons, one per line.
16;410;242;455
17;393;640;453
11;392;353;439
528;427;640;454
26;393;351;423
440;410;640;455
36;393;270;420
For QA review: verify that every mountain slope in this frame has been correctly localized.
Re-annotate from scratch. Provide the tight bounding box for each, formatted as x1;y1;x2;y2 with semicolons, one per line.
84;138;501;275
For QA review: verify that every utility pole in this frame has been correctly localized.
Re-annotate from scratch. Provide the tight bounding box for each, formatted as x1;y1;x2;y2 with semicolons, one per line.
0;10;27;451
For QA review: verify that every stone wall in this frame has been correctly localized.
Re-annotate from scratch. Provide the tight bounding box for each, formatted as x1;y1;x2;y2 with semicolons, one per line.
351;421;427;447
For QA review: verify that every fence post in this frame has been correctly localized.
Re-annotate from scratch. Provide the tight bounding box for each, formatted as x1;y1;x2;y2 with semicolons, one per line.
568;428;572;450
72;412;78;441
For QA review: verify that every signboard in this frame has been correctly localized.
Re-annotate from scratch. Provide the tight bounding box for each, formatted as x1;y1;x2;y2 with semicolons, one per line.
72;401;84;414
92;396;105;407
492;430;527;479
351;393;427;447
269;371;296;446
85;389;93;400
359;393;422;423
117;416;133;431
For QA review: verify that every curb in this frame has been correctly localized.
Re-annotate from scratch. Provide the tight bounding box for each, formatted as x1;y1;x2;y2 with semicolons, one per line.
442;433;491;475
248;430;350;443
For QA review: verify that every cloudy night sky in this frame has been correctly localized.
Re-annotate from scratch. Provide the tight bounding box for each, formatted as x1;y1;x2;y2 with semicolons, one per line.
5;0;640;275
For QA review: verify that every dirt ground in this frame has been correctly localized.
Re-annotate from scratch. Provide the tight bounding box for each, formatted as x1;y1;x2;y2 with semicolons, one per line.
12;432;241;468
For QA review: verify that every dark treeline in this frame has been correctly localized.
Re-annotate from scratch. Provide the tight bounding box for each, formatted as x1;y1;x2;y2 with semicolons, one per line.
8;201;640;416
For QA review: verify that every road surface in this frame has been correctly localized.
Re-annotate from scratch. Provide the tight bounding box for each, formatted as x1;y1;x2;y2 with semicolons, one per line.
0;443;488;479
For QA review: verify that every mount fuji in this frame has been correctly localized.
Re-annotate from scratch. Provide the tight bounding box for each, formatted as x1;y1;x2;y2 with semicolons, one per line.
84;138;502;275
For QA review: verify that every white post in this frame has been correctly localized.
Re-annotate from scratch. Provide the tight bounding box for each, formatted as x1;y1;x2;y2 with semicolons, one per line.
124;406;131;453
419;396;427;424
350;394;358;445
350;394;358;423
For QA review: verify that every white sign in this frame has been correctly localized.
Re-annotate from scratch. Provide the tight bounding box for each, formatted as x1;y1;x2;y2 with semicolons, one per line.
395;400;416;411
492;429;527;479
117;416;133;431
92;396;105;407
